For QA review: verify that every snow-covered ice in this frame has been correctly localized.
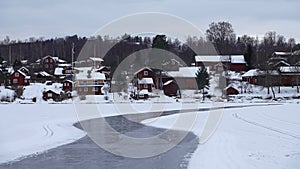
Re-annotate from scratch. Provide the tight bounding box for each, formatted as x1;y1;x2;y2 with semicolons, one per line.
0;104;85;164
142;103;300;169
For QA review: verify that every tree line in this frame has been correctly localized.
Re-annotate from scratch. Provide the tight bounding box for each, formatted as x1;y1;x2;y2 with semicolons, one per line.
1;21;300;71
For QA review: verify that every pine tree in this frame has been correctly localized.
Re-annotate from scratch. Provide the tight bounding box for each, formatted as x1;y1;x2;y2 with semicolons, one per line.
195;66;210;101
244;44;253;70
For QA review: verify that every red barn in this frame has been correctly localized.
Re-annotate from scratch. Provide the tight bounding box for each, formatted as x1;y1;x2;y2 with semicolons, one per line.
10;70;30;86
163;80;179;97
230;55;247;72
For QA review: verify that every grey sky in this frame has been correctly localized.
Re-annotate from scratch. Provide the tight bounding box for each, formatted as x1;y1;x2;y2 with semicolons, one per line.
0;0;299;42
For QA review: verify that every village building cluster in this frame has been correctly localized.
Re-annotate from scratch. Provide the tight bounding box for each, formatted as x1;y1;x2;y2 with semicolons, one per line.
0;50;300;102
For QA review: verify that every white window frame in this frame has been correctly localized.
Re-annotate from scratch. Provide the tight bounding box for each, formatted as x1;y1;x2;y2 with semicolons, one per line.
144;71;148;76
144;84;148;88
13;78;18;84
15;72;19;77
48;93;52;97
84;87;88;92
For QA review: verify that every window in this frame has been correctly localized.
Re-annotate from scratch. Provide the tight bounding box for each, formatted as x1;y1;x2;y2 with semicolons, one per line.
84;87;88;92
50;59;53;63
92;87;98;92
15;72;19;77
45;59;48;63
13;79;18;84
144;71;148;76
144;84;148;88
24;80;27;83
79;88;82;92
48;93;52;97
45;64;48;68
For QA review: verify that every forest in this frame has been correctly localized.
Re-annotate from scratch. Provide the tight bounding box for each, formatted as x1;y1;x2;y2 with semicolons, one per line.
1;21;299;71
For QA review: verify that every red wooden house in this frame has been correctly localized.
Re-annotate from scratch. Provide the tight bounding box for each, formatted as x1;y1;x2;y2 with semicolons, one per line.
10;70;30;86
62;80;73;91
241;69;260;84
134;67;156;92
43;89;62;101
224;85;239;95
36;55;67;73
137;78;154;92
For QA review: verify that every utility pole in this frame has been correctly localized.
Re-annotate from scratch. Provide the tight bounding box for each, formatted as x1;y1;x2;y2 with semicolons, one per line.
72;43;75;70
9;45;12;66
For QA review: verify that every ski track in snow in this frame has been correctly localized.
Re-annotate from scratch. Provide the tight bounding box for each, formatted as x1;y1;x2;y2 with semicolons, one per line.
43;124;54;137
233;113;300;140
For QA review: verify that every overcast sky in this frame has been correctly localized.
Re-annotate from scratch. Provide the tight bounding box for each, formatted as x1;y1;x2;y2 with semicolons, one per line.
1;0;299;42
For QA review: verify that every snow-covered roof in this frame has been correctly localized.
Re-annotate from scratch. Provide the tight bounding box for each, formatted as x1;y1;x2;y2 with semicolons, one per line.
195;55;230;63
273;52;291;56
242;69;260;77
97;66;110;72
43;83;63;94
273;60;290;67
63;80;74;84
134;67;152;75
44;88;62;95
138;78;154;84
54;68;63;76
75;67;106;80
89;57;104;62
16;70;30;79
57;63;71;67
163;80;174;86
36;55;66;63
279;66;300;73
139;89;149;95
20;60;28;64
231;55;246;64
168;67;205;78
38;71;52;77
225;83;240;91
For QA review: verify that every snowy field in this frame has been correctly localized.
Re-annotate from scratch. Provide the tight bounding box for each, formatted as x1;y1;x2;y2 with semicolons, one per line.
142;103;300;169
